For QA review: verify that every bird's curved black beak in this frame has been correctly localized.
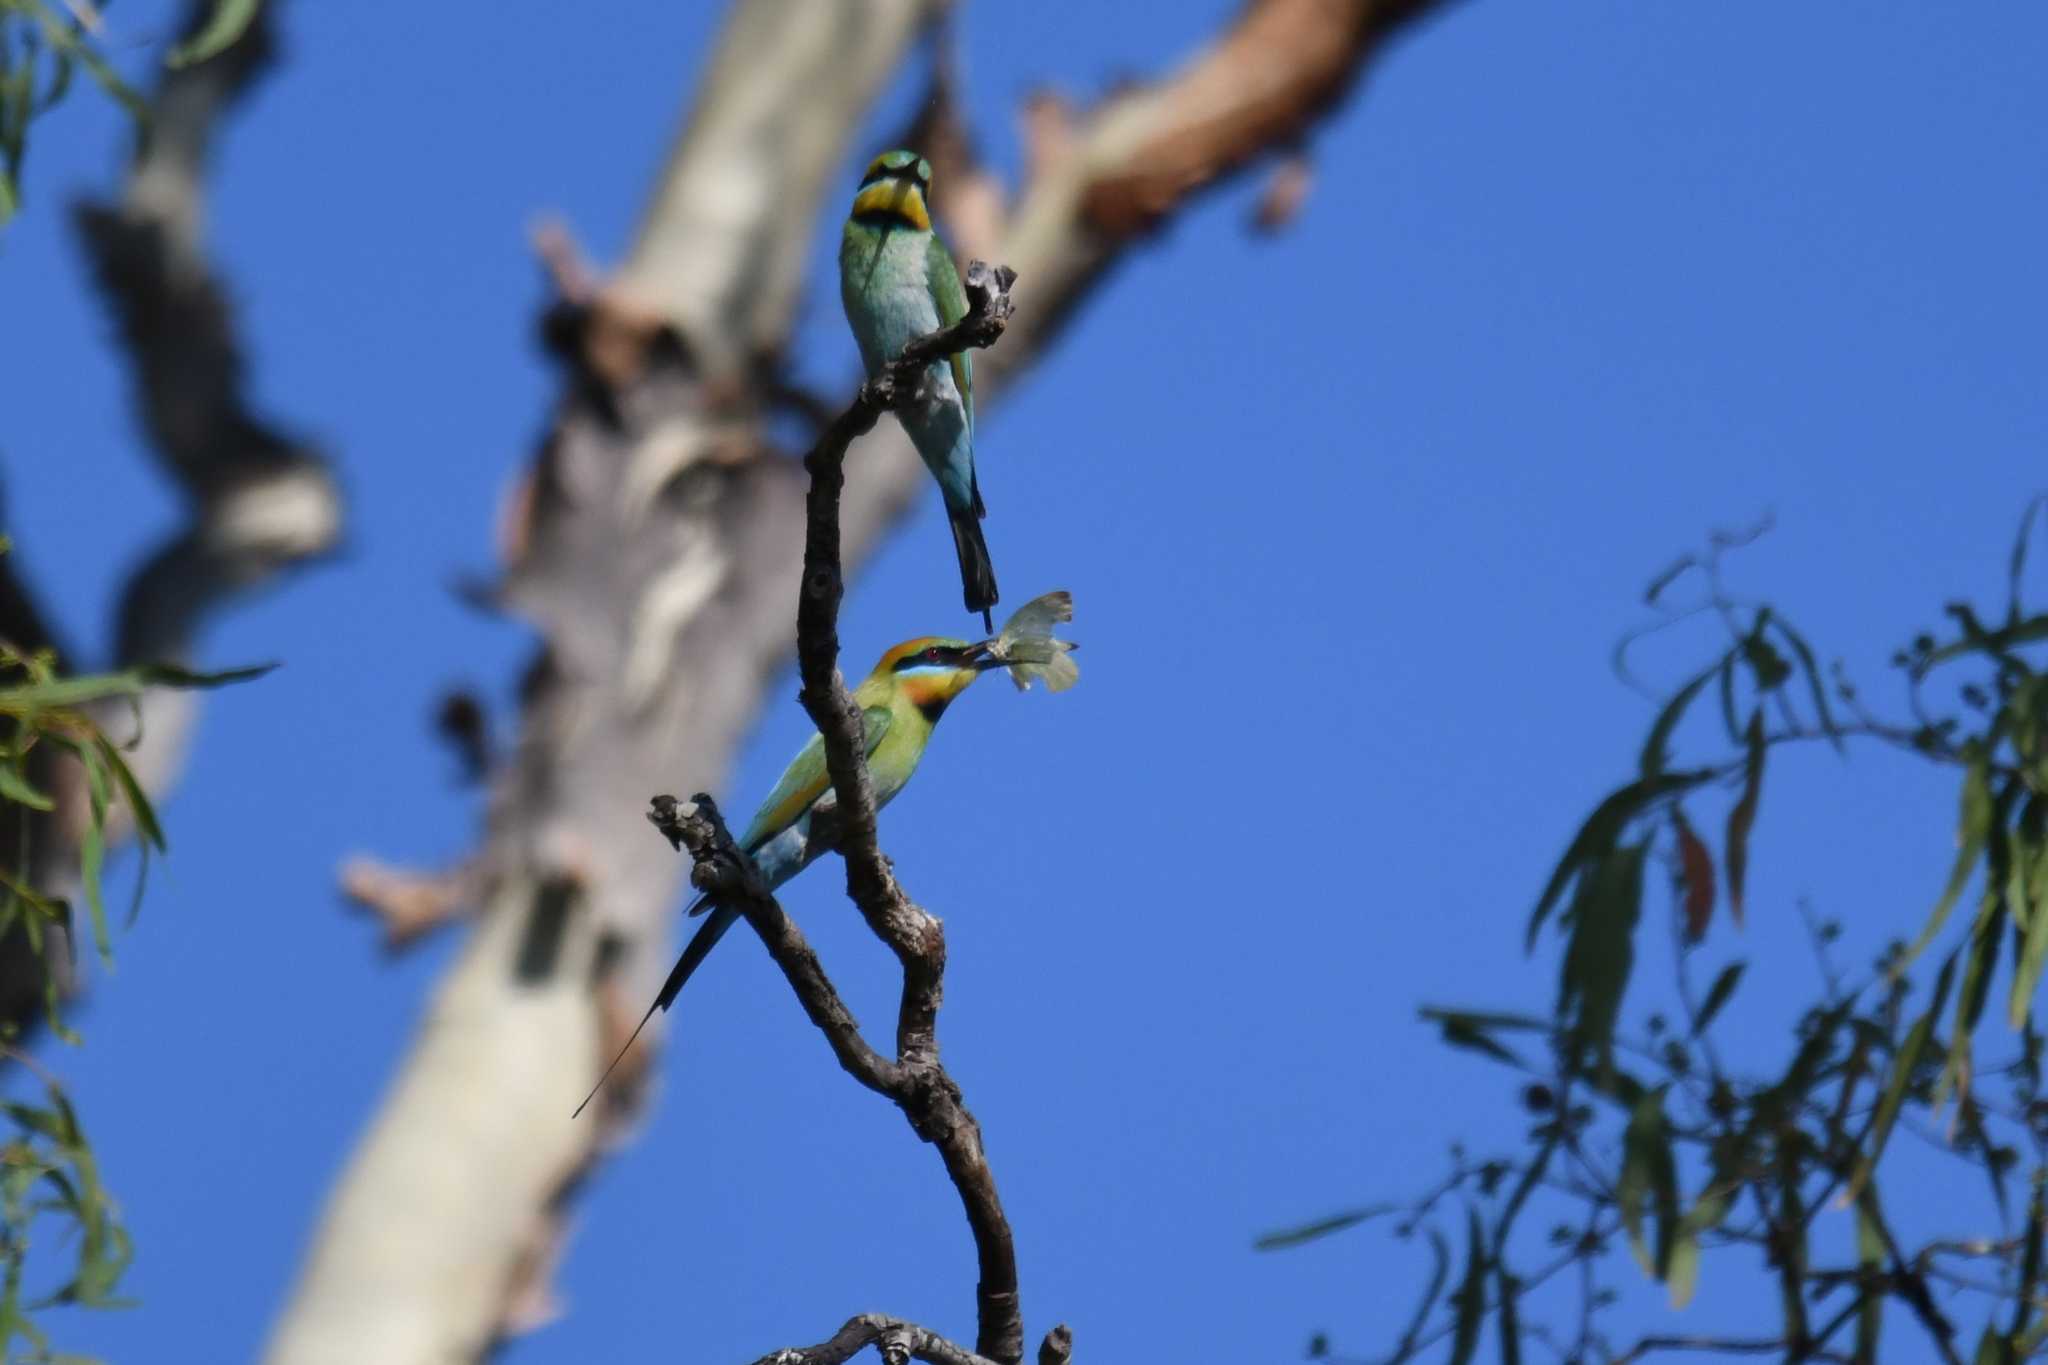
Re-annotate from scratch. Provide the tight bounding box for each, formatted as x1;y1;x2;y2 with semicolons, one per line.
964;640;1005;671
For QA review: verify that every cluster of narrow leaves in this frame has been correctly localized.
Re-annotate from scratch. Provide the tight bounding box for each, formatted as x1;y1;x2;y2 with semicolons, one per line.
0;622;267;1362
0;1082;129;1365
0;0;261;224
1262;504;2048;1364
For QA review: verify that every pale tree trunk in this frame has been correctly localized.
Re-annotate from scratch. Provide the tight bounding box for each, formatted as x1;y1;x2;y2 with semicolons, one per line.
257;2;1453;1361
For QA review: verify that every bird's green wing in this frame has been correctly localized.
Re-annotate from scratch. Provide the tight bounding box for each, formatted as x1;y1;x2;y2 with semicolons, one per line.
738;706;893;850
926;234;973;434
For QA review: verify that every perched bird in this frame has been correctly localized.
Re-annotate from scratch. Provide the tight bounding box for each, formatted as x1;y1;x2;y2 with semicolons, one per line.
573;635;1009;1117
840;149;998;630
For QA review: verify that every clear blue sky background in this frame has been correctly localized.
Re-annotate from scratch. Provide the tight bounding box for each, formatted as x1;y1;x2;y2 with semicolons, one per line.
4;2;2043;1361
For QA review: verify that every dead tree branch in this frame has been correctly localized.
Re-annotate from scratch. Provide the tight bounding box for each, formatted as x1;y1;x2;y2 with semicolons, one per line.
740;1312;1068;1365
740;1311;999;1365
649;264;1029;1364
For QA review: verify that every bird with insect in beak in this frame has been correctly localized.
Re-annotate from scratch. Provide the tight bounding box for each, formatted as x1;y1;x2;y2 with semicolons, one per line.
840;148;999;631
575;594;1079;1116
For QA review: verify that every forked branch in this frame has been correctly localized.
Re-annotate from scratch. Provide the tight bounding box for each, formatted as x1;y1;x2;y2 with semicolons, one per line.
652;264;1041;1365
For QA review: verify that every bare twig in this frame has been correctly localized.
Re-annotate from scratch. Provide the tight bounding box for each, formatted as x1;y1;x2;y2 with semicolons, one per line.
1612;1336;1793;1362
338;857;477;951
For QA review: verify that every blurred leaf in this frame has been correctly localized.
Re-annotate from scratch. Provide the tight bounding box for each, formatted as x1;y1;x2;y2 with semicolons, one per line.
1420;1008;1538;1068
1559;842;1647;1071
0;659;274;712
76;746;110;964
1900;750;1992;973
1380;1229;1451;1365
1955;1097;2008;1218
1692;961;1745;1036
1527;773;1704;949
76;813;107;968
0;763;51;812
1771;617;1844;752
1855;1192;1884;1362
1724;710;1765;926
2011;495;2048;618
1618;1087;1677;1280
1845;952;1957;1207
2010;829;2048;1028
1417;1008;1551;1033
1674;810;1714;942
1640;664;1717;780
1448;1208;1485;1365
1665;1230;1700;1310
1254;1206;1394;1251
167;0;262;69
133;660;277;690
2010;1175;2044;1343
1973;1325;2010;1365
1940;868;2008;1108
23;4;141;122
92;738;163;853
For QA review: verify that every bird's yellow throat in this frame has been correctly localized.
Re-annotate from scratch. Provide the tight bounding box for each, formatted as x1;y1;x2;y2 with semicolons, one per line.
851;178;931;231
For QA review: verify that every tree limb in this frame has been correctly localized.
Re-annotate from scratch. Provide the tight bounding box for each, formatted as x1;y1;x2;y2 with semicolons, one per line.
651;263;1027;1363
2;0;340;1036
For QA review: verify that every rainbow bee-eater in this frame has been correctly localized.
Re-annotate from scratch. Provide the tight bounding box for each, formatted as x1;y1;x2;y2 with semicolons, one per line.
576;632;1023;1117
840;149;998;631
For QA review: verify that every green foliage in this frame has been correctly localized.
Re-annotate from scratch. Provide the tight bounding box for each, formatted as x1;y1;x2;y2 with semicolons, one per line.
166;0;258;69
0;0;263;226
0;627;267;1360
0;1079;131;1363
1262;503;2048;1363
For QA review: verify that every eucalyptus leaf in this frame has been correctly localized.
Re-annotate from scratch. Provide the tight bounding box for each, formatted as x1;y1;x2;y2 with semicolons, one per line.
1448;1208;1485;1365
1724;710;1765;924
167;0;262;69
1844;952;1958;1207
0;763;52;812
1253;1206;1394;1251
1692;961;1745;1036
1899;749;1992;973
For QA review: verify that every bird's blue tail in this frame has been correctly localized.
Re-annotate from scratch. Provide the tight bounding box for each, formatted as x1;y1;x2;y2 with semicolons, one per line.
949;505;998;632
572;829;809;1117
657;901;742;1012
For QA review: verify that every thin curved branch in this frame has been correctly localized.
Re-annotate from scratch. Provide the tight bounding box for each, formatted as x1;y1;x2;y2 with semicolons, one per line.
791;262;1022;1363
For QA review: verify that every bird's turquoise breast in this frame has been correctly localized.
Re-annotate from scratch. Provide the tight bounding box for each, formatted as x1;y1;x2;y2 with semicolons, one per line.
841;223;950;386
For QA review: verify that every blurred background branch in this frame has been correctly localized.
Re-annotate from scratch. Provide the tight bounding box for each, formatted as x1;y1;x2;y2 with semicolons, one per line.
1;0;338;1034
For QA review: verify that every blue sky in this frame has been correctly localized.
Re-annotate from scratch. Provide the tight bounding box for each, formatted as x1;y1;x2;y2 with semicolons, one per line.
3;1;2043;1361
